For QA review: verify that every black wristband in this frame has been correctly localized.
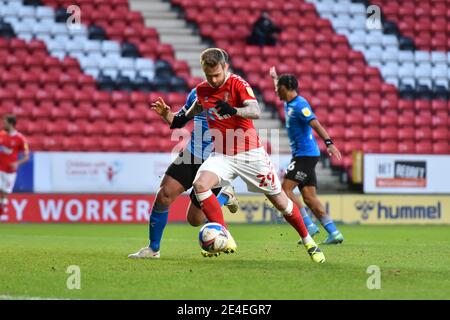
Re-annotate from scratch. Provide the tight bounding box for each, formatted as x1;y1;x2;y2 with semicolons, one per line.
170;112;189;129
324;139;333;146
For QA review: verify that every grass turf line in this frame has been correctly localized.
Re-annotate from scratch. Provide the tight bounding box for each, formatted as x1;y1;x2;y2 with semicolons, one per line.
0;224;449;299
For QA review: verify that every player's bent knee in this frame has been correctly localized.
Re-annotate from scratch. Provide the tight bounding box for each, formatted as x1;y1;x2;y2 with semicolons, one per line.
186;206;206;226
193;179;209;193
156;187;177;206
187;215;204;227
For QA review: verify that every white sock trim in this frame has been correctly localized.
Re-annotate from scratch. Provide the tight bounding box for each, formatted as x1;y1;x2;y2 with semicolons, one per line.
302;234;313;245
282;199;294;216
195;190;213;202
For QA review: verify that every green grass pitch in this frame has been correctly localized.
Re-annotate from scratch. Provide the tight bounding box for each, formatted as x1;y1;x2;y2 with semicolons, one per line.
0;223;449;300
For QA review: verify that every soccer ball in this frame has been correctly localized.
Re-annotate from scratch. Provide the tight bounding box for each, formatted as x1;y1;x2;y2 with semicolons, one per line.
198;223;229;253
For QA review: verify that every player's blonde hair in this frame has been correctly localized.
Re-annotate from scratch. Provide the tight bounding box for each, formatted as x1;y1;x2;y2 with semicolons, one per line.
200;48;229;68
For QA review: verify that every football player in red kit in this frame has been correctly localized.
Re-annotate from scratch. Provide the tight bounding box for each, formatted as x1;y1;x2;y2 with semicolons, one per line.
0;114;29;215
186;48;325;263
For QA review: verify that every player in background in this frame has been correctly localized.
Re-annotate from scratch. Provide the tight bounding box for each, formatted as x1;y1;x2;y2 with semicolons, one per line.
270;67;344;244
128;88;239;259
186;48;325;263
0;114;29;216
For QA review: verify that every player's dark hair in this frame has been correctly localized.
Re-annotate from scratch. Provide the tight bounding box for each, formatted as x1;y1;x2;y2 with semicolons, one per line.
200;48;228;68
4;114;16;127
277;74;298;92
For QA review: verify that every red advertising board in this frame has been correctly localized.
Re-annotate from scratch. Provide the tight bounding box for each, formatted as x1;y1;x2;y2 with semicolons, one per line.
0;194;190;223
376;178;427;188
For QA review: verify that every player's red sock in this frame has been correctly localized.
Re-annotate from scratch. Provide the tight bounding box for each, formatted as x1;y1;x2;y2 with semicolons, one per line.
283;201;308;238
195;190;227;227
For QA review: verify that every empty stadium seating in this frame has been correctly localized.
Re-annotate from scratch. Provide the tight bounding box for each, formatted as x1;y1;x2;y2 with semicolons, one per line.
313;0;449;97
0;0;200;152
0;0;195;91
372;0;450;52
171;0;450;175
0;35;190;152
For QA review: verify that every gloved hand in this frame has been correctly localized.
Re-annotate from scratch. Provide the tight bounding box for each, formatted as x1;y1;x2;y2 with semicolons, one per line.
215;100;237;117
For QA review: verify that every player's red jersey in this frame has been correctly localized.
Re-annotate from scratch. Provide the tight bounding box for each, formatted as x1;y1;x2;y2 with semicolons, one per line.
196;73;261;155
0;130;28;173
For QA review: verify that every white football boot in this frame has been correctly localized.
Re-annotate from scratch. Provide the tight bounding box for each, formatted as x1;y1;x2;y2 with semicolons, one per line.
221;185;239;214
128;247;160;259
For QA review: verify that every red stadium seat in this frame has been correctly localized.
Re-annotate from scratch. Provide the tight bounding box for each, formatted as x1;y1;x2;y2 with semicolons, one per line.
62;137;82;151
380;111;398;127
43;136;64;151
397;111;415;127
107;107;129;122
398;128;415;141
415;100;431;112
432;128;448;142
363;126;380;140
327;126;346;139
415;141;433;154
100;137;122;152
398;140;416;153
343;139;363;154
342;155;353;169
328;112;346;124
433;141;449;154
431;100;447;112
49;102;70;120
81;136;102;151
398;100;414;112
345;112;364;126
415;112;433;127
363;140;381;153
345;126;363;140
363;113;381;126
380;126;397;141
415;127;432;141
380;142;399;153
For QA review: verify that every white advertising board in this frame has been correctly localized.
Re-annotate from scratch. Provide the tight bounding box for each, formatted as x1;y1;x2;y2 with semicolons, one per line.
364;154;450;194
34;152;294;194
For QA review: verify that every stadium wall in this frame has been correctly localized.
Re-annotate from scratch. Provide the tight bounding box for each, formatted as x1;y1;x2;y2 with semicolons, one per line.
0;193;190;223
16;152;450;195
29;152;294;194
2;194;449;225
7;152;449;225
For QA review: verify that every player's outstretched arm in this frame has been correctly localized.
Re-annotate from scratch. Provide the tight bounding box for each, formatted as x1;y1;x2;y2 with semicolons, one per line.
269;66;278;88
151;97;175;126
309;119;342;160
185;100;203;118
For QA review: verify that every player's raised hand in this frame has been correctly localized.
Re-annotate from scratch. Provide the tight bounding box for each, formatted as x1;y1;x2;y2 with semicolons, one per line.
151;97;171;117
269;66;278;80
327;144;342;161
